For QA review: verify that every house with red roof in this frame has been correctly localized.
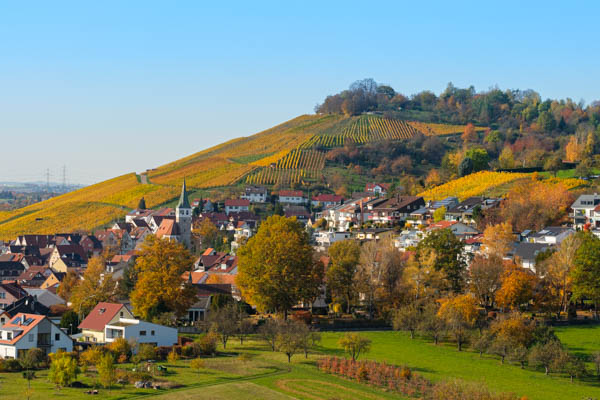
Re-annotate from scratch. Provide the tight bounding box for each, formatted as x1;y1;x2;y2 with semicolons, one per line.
311;193;343;209
0;313;73;358
78;302;134;343
278;190;306;204
224;199;250;214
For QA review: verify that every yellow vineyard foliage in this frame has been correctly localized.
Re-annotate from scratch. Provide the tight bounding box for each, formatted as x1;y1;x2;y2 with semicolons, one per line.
407;121;486;136
419;171;530;201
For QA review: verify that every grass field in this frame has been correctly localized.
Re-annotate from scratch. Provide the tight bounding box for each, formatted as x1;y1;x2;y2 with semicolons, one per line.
2;325;600;399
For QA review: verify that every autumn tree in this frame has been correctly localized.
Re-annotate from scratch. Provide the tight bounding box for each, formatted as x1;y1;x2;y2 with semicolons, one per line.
496;264;536;310
500;180;573;231
276;320;306;363
392;303;421;339
206;302;240;349
438;294;478;351
326;240;361;313
461;123;477;142
432;206;446;222
56;270;79;302
418;302;446;345
258;318;281;351
97;353;117;392
572;232;600;319
416;228;466;292
70;256;117;318
469;254;504;307
489;313;535;364
537;234;581;318
425;169;442;188
196;218;218;249
528;340;566;375
482;222;514;257
338;333;371;361
130;236;196;320
48;353;80;389
565;135;585;162
237;215;323;319
498;146;516;169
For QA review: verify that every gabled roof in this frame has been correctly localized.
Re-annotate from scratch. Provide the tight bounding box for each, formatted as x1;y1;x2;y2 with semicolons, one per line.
156;219;180;238
4;295;50;317
78;302;128;331
365;183;390;192
312;194;343;203
279;190;304;197
0;282;27;299
0;313;46;345
225;199;250;207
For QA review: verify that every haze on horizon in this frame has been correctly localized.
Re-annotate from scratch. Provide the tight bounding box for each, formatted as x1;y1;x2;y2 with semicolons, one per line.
1;1;599;185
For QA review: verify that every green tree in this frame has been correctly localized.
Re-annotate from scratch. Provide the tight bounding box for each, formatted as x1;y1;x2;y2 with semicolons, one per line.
458;157;473;177
418;302;446;345
571;232;600;319
338;333;371;361
326;240;360;313
528;340;565;375
97;353;117;392
130;236;197;320
190;358;205;374
237;215;323;319
416;228;466;292
59;310;79;335
465;148;489;172
48;353;80;389
138;197;146;210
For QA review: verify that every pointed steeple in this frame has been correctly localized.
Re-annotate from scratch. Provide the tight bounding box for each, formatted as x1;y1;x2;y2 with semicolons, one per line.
177;178;190;209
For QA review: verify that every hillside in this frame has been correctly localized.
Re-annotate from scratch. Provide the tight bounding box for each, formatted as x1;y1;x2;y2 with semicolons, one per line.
0;114;479;239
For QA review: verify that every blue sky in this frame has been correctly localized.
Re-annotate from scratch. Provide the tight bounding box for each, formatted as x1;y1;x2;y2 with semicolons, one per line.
1;1;599;184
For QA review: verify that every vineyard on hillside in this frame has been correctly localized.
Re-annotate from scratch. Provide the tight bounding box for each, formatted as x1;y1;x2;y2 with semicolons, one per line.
407;121;486;136
418;171;530;201
300;116;422;148
245;168;312;186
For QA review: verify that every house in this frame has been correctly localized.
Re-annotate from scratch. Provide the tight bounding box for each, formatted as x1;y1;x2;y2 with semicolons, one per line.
321;200;363;231
394;229;424;251
284;205;312;224
0;313;73;358
40;271;67;290
314;231;352;252
352;228;394;242
78;302;134;343
224;199;250;214
241;186;268;203
311;194;343;209
95;229;134;254
0;260;26;282
0;283;27;309
427;220;480;240
104;318;177;349
3;295;50;316
278;190;306;204
365;183;390;196
17;266;52;288
24;288;66;308
529;227;575;245
48;245;88;273
445;197;501;223
509;243;550;272
13;235;54;248
571;194;600;228
78;235;103;257
364;195;425;224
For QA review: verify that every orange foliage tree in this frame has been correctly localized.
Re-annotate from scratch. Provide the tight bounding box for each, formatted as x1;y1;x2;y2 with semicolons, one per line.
461;123;477;143
499;179;574;231
437;294;478;351
496;264;537;310
482;222;514;257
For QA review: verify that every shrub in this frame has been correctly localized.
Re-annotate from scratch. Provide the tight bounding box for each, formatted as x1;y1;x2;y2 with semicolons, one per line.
134;344;157;363
107;338;132;363
196;332;218;356
167;349;180;363
80;346;104;367
190;358;205;374
181;345;195;358
2;358;22;372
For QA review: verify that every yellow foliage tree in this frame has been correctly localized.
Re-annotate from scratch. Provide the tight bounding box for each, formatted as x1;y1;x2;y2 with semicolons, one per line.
70;257;117;317
130;236;197;320
482;222;514;257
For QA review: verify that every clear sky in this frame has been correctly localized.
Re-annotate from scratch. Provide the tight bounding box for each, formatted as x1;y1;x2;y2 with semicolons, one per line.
1;1;599;184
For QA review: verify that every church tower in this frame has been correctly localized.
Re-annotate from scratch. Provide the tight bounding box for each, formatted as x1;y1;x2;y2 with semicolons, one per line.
176;178;192;248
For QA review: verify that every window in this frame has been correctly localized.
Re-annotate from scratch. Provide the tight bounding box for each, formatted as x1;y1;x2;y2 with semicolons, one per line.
55;333;60;341
140;330;146;336
0;293;5;299
29;334;34;342
151;330;155;336
120;311;124;317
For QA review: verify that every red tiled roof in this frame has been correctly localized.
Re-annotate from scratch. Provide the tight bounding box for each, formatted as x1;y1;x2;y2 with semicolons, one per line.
0;313;46;345
225;199;250;207
428;220;458;230
365;183;390;191
78;302;126;331
312;194;343;203
279;190;304;197
156;219;179;238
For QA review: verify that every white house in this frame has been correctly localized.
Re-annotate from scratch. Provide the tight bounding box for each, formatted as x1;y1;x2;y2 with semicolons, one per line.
0;313;73;358
314;230;352;251
78;302;135;343
224;199;250;214
104;318;178;349
529;227;575;245
571;194;600;228
241;186;268;203
278;190;306;204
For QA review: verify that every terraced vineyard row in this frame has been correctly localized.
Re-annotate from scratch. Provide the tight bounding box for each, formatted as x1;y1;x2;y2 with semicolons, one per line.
407;121;486;136
300;116;422;148
276;149;326;170
245;168;313;186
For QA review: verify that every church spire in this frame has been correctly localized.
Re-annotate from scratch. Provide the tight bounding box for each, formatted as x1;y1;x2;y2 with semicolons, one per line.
177;178;190;209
